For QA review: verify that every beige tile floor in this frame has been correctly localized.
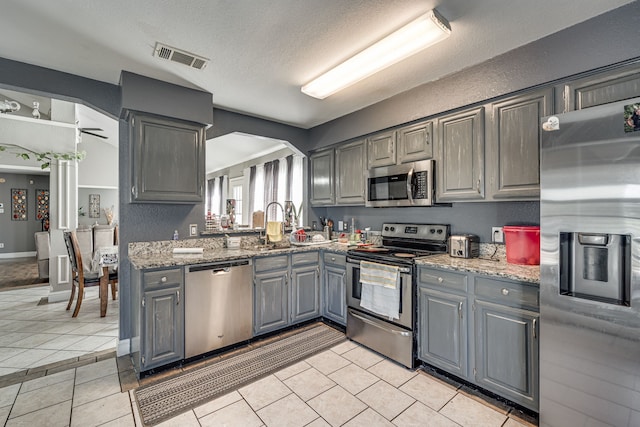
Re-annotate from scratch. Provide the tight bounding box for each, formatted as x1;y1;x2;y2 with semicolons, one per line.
0;285;118;377
0;340;536;426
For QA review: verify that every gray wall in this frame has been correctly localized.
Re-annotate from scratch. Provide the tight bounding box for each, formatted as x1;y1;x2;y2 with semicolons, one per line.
0;173;49;254
309;1;640;148
313;202;540;243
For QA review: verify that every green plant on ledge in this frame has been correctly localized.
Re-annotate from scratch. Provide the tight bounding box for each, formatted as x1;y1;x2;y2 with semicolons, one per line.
0;143;86;169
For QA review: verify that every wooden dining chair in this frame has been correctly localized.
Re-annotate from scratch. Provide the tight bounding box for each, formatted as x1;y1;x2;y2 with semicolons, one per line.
63;231;118;317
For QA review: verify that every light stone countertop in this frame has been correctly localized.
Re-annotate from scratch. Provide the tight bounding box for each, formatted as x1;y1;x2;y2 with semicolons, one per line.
415;254;540;284
128;238;539;284
128;241;350;270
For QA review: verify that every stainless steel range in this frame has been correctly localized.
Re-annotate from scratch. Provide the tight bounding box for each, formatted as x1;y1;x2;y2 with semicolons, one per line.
346;223;450;368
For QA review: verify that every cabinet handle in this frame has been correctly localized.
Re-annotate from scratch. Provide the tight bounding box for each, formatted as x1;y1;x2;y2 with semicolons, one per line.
477;177;481;194
161;276;167;283
458;301;463;319
533;318;537;339
317;267;320;277
501;288;509;296
176;290;180;305
331;257;336;261
438;277;444;283
425;132;430;145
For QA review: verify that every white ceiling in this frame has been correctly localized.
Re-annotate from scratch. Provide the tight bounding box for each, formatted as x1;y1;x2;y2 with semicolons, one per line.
1;0;634;129
207;133;290;174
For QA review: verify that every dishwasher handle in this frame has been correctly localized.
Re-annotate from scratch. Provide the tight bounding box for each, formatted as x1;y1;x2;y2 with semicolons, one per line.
188;259;251;273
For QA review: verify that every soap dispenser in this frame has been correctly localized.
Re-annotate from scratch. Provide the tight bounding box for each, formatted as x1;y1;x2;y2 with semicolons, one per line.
173;230;179;240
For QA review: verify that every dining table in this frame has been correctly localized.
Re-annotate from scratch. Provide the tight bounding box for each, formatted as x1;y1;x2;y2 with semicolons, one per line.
91;245;118;317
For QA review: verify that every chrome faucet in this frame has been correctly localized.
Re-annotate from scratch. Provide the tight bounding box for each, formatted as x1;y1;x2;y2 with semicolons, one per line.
262;201;285;245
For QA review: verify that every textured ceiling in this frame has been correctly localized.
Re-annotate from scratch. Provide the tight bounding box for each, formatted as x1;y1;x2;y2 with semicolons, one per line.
1;0;634;129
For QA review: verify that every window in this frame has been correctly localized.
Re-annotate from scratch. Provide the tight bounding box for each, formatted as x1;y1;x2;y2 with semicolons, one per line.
230;176;243;223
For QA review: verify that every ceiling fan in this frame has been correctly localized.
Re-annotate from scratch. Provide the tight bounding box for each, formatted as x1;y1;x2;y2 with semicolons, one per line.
78;127;108;139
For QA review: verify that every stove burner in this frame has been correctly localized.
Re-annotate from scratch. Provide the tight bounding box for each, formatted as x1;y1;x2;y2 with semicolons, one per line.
393;253;416;258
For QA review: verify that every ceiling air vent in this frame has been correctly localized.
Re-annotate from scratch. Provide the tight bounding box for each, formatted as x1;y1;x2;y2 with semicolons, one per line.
153;42;209;70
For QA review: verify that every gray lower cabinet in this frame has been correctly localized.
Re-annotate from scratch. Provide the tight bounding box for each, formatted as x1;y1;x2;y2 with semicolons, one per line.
418;287;467;378
138;267;185;372
417;266;539;411
474;300;539;411
253;255;289;335
310;148;335;205
322;252;346;325
486;87;553;200
254;252;321;335
129;112;205;203
397;120;433;163
436;107;485;201
335;140;366;205
291;262;321;323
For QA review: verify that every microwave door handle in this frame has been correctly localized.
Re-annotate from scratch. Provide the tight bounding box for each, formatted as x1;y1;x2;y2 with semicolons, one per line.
406;167;415;204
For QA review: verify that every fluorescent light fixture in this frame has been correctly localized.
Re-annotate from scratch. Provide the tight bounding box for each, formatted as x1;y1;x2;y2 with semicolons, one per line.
301;9;451;99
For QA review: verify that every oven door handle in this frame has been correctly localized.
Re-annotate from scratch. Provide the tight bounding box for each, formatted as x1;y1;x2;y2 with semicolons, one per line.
348;309;411;337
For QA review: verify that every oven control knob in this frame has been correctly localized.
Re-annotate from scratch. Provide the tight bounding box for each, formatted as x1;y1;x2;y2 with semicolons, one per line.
390;226;395;231
437;229;443;234
384;226;389;231
430;228;436;234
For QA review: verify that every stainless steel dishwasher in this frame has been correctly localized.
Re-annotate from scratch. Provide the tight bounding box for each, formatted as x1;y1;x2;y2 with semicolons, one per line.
185;259;253;358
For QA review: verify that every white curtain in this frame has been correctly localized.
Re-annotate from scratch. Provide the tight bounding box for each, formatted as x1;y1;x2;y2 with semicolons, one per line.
211;177;221;216
254;164;265;215
291;155;304;226
277;156;288;208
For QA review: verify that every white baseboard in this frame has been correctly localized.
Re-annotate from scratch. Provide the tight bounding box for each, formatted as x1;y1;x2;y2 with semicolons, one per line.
117;339;130;356
0;251;36;259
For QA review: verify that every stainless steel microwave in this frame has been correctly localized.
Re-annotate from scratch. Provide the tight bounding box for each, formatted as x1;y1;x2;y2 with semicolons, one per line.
366;160;434;207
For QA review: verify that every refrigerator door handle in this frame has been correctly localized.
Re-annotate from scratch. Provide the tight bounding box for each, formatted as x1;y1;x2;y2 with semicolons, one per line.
533;318;537;339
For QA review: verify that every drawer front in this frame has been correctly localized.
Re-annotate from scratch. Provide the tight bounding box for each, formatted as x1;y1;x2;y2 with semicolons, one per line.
323;252;346;267
143;268;183;289
474;276;539;309
254;254;289;272
292;251;319;266
418;267;468;293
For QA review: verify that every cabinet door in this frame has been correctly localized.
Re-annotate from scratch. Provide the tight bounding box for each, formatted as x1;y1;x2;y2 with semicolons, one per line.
336;140;366;205
558;63;640;112
291;265;320;323
418;287;468;379
130;113;205;203
309;149;335;205
254;270;288;335
324;264;346;325
142;286;184;370
436;107;485;201
398;121;433;163
474;300;539;411
486;88;553;200
367;131;396;168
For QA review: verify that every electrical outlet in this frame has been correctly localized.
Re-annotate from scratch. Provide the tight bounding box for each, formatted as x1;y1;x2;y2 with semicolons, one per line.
0;243;4;248
189;224;198;237
492;227;504;243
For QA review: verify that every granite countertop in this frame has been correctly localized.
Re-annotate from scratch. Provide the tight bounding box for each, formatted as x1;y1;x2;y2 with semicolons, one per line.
129;242;350;270
415;254;540;284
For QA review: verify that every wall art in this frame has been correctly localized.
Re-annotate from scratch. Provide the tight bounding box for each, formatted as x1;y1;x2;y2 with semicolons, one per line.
35;189;50;225
11;188;27;221
89;194;100;218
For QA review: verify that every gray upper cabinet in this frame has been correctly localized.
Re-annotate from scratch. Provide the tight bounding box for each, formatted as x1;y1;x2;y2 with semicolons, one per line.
486;88;553;200
557;62;640;112
129;112;205;203
336;140;366;205
397;121;433;163
367;131;396;168
436;107;485;201
309;148;335;205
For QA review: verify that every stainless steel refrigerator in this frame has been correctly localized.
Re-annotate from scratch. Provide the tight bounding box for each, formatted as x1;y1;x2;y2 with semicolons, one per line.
540;98;640;426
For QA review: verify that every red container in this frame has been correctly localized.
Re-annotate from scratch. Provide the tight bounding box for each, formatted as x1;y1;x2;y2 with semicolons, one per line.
503;226;540;265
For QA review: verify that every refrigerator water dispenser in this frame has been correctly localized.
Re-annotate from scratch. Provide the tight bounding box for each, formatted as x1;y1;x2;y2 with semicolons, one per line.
559;232;631;306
